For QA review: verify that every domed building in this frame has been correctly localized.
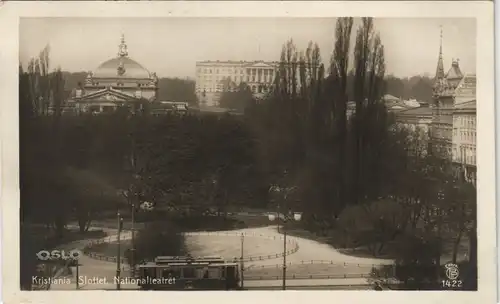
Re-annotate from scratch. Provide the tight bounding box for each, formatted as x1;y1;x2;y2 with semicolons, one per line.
73;35;158;114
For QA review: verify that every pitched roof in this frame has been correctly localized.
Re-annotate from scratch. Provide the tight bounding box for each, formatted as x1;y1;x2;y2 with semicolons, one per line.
396;106;433;117
434;48;445;80
446;60;463;80
454;99;476;110
383;94;400;101
454;73;476;97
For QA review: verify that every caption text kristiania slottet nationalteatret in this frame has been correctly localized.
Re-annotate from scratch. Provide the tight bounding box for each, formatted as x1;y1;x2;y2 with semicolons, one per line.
32;275;177;286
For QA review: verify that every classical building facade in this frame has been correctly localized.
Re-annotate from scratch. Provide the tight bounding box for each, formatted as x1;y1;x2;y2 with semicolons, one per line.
452;75;477;184
195;60;278;106
71;35;158;114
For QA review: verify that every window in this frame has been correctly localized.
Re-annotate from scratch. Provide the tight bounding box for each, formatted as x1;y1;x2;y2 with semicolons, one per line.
162;268;174;278
208;268;220;279
142;268;154;279
195;268;207;279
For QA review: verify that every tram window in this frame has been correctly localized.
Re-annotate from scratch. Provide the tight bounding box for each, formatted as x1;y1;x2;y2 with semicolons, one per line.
183;267;196;279
226;266;235;277
208;268;220;279
143;268;153;278
161;269;173;278
170;268;181;278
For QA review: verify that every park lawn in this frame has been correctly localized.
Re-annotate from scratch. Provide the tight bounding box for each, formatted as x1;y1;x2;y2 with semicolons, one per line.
279;198;471;262
22;224;107;249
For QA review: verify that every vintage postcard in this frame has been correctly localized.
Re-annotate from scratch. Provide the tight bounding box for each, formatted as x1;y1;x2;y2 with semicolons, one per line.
0;1;496;304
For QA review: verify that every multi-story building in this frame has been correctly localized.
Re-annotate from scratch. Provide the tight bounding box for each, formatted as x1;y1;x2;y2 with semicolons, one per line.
452;74;477;184
430;30;476;184
430;28;464;157
195;60;278;106
396;106;433;133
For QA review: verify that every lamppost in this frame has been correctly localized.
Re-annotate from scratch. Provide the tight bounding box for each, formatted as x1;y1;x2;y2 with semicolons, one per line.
240;233;245;290
267;184;301;290
120;187;137;278
116;212;124;290
130;195;136;278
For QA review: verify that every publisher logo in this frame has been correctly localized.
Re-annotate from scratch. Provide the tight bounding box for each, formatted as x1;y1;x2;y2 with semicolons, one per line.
444;263;460;280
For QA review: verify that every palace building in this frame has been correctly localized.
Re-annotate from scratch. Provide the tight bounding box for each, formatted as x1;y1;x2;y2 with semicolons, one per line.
195;60;278;106
71;35;158;114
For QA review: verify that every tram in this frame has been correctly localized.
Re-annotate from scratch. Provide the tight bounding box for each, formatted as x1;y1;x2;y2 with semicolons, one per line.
137;256;241;290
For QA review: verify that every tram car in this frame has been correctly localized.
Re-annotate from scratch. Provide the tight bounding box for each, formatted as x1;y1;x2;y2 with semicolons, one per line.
137;256;241;290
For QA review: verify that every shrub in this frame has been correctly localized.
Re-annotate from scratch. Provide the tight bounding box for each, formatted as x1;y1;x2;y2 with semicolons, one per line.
126;221;186;266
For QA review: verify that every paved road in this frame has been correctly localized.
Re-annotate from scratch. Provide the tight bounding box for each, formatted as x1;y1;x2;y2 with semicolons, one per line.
51;223;392;290
50;226;129;291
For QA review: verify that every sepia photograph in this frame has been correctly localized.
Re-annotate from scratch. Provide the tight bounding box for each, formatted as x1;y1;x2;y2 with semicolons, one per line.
0;2;496;304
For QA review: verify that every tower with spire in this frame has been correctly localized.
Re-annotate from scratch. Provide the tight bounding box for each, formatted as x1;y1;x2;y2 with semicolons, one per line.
433;26;445;97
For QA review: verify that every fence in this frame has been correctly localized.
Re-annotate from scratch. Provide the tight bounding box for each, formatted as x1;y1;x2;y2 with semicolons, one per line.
245;273;375;281
245;260;395;269
82;230;300;265
83;236;129;264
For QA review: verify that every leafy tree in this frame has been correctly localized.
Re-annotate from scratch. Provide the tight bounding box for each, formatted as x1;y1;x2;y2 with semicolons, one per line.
126;221;185;266
219;82;254;112
156;77;198;106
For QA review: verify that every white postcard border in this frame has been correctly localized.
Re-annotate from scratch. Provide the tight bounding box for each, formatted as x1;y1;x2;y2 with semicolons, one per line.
0;2;495;304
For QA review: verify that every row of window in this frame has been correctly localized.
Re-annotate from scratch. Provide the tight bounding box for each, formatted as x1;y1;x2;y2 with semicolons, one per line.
86;82;151;87
453;115;476;128
197;67;275;77
142;267;223;280
197;67;245;75
453;129;476;142
196;85;270;94
452;144;477;165
198;75;274;84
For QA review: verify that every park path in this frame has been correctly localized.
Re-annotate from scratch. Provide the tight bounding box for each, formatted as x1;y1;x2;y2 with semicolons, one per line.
50;226;134;290
51;224;394;290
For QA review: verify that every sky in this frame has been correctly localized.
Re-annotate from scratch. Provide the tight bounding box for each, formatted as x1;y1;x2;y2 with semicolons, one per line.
19;18;476;79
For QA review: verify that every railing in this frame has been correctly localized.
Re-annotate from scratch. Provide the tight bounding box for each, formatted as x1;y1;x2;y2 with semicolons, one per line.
245;273;376;280
245;260;394;269
83;237;128;264
83;230;300;265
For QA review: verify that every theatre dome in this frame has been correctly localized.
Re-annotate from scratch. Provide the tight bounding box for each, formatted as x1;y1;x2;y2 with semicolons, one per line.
93;57;151;79
92;35;152;79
